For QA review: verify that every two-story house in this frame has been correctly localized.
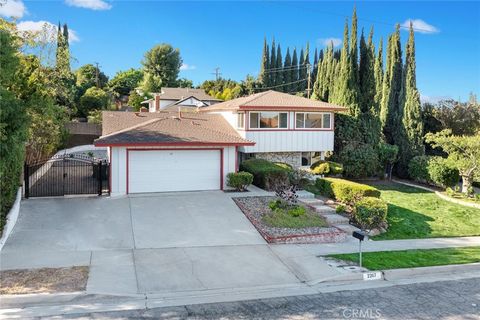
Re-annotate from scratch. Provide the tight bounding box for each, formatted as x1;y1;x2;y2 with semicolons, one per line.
94;90;345;195
141;87;222;112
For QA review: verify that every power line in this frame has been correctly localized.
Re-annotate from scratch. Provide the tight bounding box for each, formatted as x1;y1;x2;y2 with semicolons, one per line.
211;67;222;81
252;78;307;91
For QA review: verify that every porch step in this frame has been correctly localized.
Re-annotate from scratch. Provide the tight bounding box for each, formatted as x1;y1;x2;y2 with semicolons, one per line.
335;224;361;235
298;198;324;205
311;205;336;214
322;213;350;225
296;190;315;199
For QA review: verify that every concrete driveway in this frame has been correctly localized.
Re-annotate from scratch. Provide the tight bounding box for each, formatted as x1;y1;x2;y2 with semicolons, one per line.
1;191;341;296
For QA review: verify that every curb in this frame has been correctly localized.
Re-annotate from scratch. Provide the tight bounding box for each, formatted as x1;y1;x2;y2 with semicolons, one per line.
0;188;22;251
382;262;480;281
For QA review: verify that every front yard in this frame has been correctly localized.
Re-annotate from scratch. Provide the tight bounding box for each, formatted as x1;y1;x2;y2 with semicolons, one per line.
329;247;480;270
368;182;480;240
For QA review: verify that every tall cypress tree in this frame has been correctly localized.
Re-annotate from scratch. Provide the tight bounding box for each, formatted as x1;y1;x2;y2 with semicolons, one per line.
270;38;276;87
304;42;311;94
298;47;305;92
399;22;425;173
312;47;319;85
350;7;359;86
276;44;283;91
56;23;70;72
283;47;292;93
312;43;333;102
291;48;299;91
374;37;384;115
259;37;270;88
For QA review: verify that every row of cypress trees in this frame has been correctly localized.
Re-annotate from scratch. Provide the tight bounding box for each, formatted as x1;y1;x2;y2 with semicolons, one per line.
258;8;424;177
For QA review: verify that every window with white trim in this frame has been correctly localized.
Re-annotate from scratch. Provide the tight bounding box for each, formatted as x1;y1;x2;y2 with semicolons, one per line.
249;112;288;129
295;112;332;129
237;113;245;129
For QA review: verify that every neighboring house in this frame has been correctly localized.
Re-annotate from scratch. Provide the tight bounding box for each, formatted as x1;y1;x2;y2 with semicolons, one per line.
94;90;345;195
201;90;346;167
141;87;222;112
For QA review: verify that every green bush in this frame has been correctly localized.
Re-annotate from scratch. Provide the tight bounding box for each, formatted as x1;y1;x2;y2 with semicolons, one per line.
354;197;388;230
274;162;293;171
337;143;379;178
287;206;306;217
408;156;430;182
226;171;253;191
310;160;343;176
336;204;346;214
240;158;290;191
427;157;459;188
315;178;381;204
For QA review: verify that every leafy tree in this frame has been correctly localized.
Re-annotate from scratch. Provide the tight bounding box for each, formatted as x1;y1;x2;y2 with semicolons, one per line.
56;23;70;73
377;142;399;180
128;90;150;111
79;87;109;117
428;99;480;136
107;68;143;97
142;43;182;92
398;22;425;173
76;64;108;94
426;130;480;194
259;37;269;87
175;78;193;88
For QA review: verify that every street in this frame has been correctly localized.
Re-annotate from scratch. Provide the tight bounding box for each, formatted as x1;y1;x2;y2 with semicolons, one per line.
37;278;479;319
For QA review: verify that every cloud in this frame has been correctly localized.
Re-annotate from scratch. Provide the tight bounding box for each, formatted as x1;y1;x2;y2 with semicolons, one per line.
65;0;111;10
0;0;26;18
17;21;80;43
318;37;342;48
180;63;196;71
401;19;439;34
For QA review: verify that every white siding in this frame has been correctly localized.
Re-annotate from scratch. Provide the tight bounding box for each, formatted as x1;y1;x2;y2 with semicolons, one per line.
239;131;334;153
213;111;246;138
109;145;236;196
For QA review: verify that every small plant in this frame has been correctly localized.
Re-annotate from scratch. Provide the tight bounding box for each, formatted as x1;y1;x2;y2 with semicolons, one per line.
287;205;306;217
446;187;456;197
475;194;480;201
336;204;346;214
269;199;286;211
226;171;253;191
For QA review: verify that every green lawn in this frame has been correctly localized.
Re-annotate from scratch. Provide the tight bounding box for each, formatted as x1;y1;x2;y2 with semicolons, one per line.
262;207;327;229
329;247;480;270
369;182;480;240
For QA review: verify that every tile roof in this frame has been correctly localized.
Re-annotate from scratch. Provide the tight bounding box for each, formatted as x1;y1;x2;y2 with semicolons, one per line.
95;111;254;146
156;87;221;101
201;90;347;111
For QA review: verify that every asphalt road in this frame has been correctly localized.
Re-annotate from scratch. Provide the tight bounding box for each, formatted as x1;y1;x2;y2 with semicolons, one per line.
38;278;480;320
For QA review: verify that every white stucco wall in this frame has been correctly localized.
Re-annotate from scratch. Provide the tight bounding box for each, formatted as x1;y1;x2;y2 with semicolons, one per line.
109;145;237;196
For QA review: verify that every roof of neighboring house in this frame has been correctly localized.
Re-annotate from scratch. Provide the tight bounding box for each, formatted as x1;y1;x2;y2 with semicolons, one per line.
94;111;254;146
155;87;221;102
200;90;347;112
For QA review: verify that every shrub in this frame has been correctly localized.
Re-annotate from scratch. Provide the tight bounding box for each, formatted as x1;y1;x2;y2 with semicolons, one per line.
337;143;379;178
288;169;310;188
287;205;306;217
240;158;290;191
408;156;430;182
274;162;293;171
315;178;381;204
310;160;343;176
354;197;388;230
226;171;253;191
336;204;346;214
427;157;460;188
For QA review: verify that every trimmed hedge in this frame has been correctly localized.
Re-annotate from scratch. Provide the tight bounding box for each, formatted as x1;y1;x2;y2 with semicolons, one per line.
226;171;253;191
240;158;290;191
310;160;343;176
315;177;381;204
354;197;388;230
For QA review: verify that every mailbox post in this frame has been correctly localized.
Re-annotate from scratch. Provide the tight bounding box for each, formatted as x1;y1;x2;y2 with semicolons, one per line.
352;231;367;268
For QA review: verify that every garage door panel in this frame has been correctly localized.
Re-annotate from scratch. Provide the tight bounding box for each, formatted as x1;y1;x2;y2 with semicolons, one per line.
128;150;221;193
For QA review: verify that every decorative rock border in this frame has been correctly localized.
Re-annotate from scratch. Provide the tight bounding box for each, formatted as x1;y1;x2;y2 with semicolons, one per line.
233;197;347;244
392;179;480;209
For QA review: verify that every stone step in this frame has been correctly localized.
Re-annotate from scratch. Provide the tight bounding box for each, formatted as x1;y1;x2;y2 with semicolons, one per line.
296;190;315;199
311;205;336;214
322;213;350;225
334;224;361;235
298;198;324;205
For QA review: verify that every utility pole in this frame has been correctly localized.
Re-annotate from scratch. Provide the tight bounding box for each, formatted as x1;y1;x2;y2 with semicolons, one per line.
211;67;222;81
95;62;100;88
306;63;312;98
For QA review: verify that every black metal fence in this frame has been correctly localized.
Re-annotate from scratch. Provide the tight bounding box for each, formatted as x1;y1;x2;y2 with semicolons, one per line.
24;154;109;198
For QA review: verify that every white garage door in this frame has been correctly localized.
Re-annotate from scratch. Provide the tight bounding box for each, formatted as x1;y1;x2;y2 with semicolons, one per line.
128;149;221;193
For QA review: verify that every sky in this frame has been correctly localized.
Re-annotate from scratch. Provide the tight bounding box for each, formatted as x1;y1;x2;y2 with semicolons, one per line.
1;0;479;102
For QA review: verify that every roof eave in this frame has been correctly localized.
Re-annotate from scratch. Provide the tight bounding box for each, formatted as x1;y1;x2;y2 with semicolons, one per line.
94;141;255;147
238;105;347;112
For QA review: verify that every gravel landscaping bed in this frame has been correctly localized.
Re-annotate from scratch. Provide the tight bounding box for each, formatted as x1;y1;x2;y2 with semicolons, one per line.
0;266;89;295
233;196;346;244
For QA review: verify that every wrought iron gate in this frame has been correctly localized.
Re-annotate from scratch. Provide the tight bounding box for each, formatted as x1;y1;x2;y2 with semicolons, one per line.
24;154;109;198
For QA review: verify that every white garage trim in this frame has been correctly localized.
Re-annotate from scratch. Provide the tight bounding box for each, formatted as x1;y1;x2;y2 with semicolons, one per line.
126;148;224;194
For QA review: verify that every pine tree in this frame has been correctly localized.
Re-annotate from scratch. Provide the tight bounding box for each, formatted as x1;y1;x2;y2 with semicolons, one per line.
374;38;384;115
283;47;292;93
270;38;276;87
399;22;425;173
276;44;283;91
298;47;305;92
381;25;403;145
259;37;270;88
291;48;299;90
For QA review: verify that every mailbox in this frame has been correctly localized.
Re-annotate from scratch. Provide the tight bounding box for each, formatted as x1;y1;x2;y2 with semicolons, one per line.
353;231;366;241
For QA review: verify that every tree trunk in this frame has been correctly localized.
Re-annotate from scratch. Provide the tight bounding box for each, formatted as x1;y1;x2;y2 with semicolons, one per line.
461;174;473;194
